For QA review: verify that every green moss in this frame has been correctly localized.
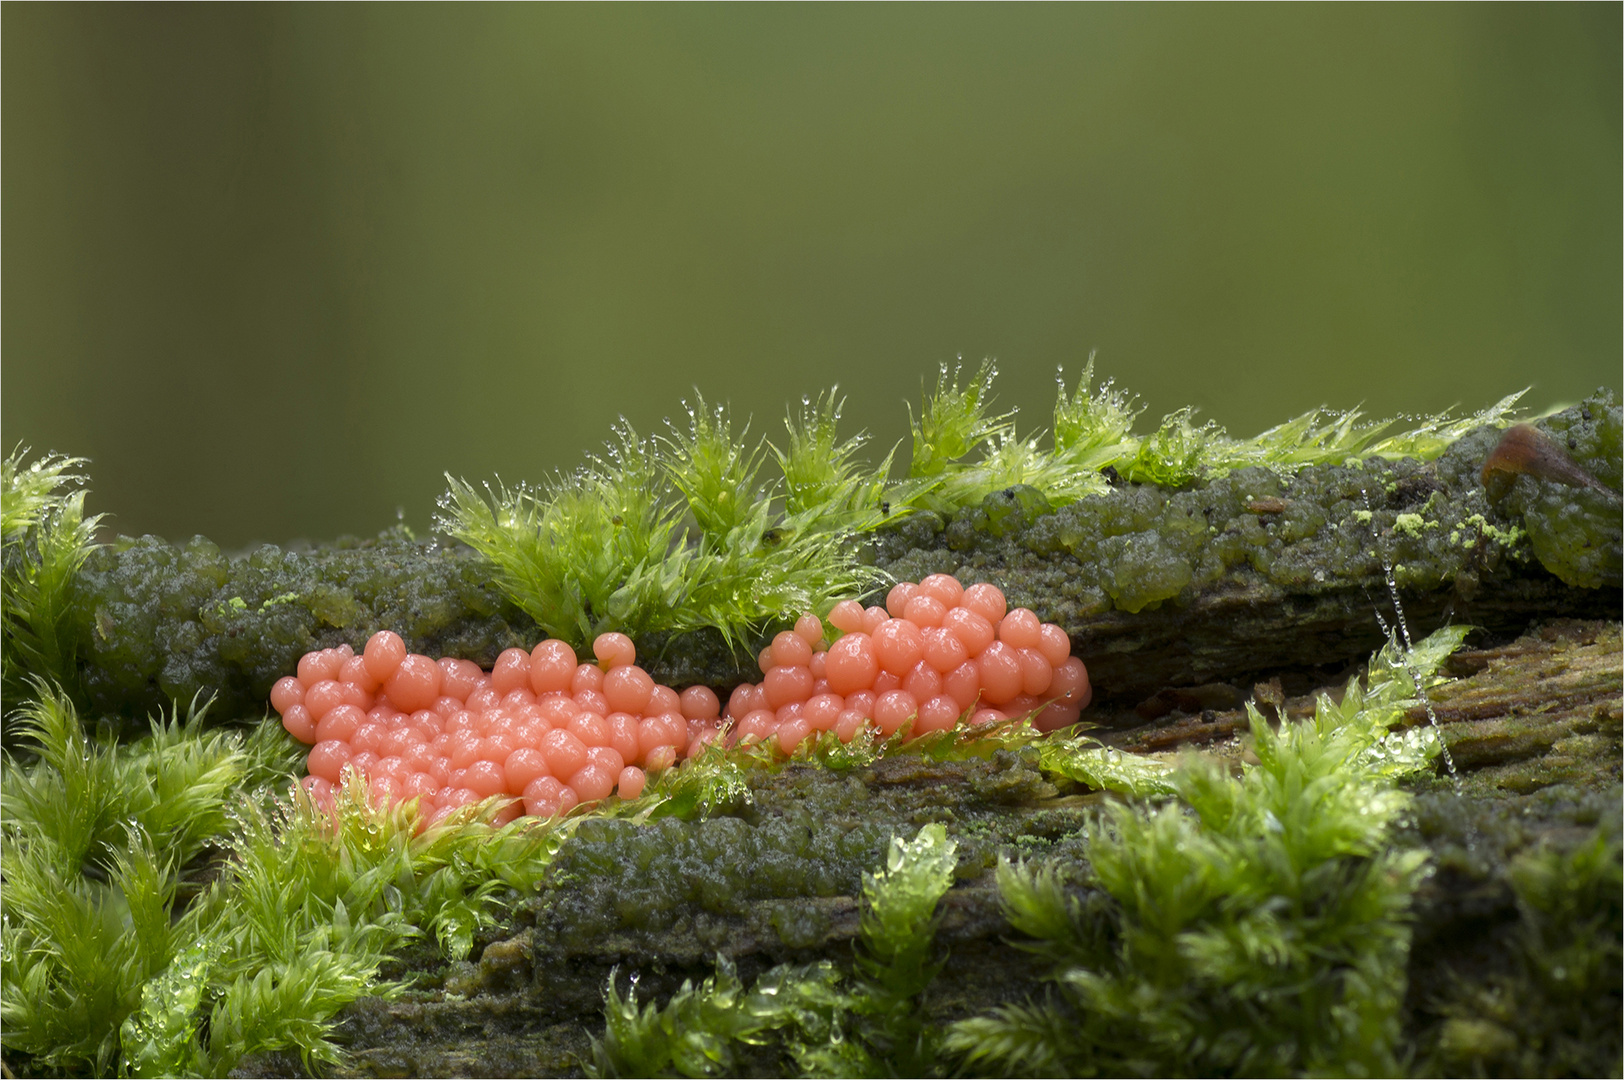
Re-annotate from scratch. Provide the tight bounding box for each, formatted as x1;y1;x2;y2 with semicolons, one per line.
1;689;309;1077
438;402;888;655
1;684;571;1078
2;450;103;713
1036;741;1178;799
905;361;1524;511
942;629;1462;1078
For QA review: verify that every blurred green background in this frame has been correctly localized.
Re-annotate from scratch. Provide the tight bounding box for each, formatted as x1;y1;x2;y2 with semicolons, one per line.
4;5;1618;548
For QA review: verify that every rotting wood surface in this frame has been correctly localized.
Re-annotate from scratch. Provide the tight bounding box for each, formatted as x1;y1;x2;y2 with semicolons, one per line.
1103;619;1622;795
228;617;1622;1080
68;397;1621;729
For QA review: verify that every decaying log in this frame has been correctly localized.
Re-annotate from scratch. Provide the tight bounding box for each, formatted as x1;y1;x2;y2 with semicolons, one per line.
225;617;1621;1079
52;396;1615;1078
70;400;1620;733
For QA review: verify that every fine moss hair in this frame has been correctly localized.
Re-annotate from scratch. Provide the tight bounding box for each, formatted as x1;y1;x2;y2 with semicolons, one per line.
438;398;890;654
905;358;1524;507
440;364;1527;656
2;449;103;712
2;687;302;1076
942;626;1465;1077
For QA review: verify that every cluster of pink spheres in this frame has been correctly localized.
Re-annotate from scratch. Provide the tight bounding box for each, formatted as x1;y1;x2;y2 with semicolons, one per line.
271;576;1090;828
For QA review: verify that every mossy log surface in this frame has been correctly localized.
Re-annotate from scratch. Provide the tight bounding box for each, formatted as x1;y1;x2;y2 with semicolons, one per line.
33;393;1617;1078
62;393;1621;731
874;397;1620;711
224;618;1622;1080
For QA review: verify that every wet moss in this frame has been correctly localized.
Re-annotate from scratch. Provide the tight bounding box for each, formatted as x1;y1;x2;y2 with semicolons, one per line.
880;436;1534;620
875;396;1618;704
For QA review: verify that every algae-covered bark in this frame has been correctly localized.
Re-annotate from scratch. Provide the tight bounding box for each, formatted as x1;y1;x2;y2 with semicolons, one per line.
62;533;785;729
277;617;1619;1079
47;391;1621;729
67;532;547;726
876;389;1620;706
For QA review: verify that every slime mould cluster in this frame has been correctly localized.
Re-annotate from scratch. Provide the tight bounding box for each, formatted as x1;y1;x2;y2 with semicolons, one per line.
17;389;1618;733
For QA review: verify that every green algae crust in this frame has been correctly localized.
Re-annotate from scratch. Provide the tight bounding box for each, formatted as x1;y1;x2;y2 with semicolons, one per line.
68;532;548;728
28;392;1619;733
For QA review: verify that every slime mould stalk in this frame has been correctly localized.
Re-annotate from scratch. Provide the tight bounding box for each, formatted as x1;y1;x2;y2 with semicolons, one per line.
19;390;1621;732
